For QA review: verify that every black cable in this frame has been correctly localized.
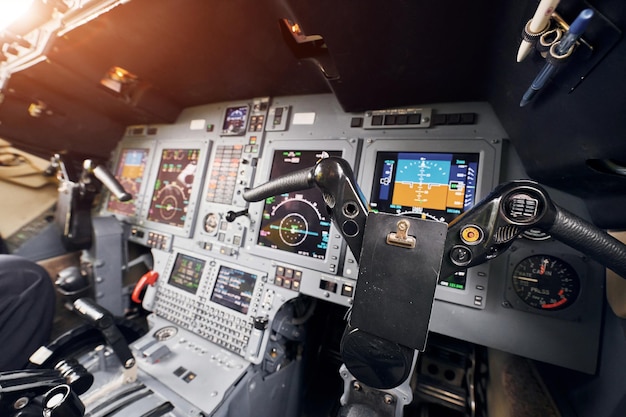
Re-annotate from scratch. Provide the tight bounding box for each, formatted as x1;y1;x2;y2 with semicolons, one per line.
84;383;146;416
97;389;153;417
139;401;175;417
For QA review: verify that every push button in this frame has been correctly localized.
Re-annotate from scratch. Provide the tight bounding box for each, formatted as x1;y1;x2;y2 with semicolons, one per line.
384;115;397;125
350;117;363;127
408;113;422;124
460;225;483;245
450;245;472;266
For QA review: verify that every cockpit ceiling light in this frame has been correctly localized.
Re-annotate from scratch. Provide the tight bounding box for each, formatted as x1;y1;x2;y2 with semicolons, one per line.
279;18;338;80
100;66;138;94
281;18;323;45
0;0;35;31
290;22;302;36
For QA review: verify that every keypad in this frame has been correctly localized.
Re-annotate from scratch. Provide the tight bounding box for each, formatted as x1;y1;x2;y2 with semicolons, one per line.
195;307;253;355
153;262;259;358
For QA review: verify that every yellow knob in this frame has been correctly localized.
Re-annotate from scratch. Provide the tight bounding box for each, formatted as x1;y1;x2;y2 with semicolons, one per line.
461;226;482;244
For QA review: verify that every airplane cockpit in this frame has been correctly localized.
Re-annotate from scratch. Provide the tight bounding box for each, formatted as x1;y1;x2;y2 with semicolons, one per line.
0;1;624;417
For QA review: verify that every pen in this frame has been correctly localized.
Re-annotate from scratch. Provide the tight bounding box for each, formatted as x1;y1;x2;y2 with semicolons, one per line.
520;8;594;107
517;0;560;62
555;8;594;55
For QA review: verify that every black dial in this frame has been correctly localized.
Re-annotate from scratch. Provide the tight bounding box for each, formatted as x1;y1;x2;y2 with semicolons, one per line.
512;255;580;310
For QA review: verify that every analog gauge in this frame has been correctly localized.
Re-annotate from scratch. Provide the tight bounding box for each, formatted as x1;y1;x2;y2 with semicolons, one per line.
204;212;220;235
153;326;178;341
512;255;580;310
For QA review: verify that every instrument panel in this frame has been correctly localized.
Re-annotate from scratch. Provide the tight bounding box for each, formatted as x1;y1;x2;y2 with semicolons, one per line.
99;94;604;375
141;248;296;364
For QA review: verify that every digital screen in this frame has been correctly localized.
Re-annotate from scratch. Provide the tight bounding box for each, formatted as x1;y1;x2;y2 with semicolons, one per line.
438;270;467;291
257;150;340;260
147;148;201;227
210;265;257;314
370;152;479;223
168;253;206;294
221;105;249;135
106;148;149;216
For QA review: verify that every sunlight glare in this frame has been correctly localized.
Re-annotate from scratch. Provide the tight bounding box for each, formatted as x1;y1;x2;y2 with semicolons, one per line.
0;0;35;31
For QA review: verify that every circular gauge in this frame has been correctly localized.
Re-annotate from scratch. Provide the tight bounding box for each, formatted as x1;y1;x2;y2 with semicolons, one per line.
203;212;220;235
512;255;580;310
150;183;185;222
153;326;178;341
279;213;309;246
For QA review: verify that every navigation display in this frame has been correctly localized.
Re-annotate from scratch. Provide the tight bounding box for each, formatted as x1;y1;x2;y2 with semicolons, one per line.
168;253;205;295
147;148;201;227
370;152;479;223
106;148;149;216
257;150;340;260
221;105;249;136
210;265;257;314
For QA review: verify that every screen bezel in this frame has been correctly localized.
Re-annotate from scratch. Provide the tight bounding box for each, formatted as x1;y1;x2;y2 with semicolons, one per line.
167;252;207;295
246;138;360;275
357;138;501;220
100;138;156;222
356;138;501;301
210;264;258;314
220;104;250;136
138;139;211;238
369;150;481;223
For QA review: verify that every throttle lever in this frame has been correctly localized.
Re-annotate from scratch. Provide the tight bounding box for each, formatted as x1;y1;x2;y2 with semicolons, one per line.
72;298;135;369
92;164;132;202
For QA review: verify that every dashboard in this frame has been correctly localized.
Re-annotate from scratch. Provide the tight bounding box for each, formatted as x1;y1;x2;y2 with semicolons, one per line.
99;94;604;381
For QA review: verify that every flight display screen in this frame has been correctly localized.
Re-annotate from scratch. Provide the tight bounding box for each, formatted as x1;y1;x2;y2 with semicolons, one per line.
210;265;257;314
370;151;480;291
257;150;341;260
168;253;206;295
221;105;249;136
106;148;149;216
147;148;201;227
370;151;479;223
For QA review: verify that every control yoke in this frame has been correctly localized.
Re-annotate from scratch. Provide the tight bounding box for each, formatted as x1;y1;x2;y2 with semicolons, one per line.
253;157;626;390
244;156;626;281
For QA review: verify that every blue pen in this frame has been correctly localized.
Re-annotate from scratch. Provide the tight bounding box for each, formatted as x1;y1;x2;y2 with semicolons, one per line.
520;8;594;107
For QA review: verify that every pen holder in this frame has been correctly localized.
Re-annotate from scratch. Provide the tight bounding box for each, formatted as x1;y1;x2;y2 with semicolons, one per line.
536;27;562;57
521;19;551;50
546;41;576;67
530;12;594;60
551;12;593;52
520;5;619;97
